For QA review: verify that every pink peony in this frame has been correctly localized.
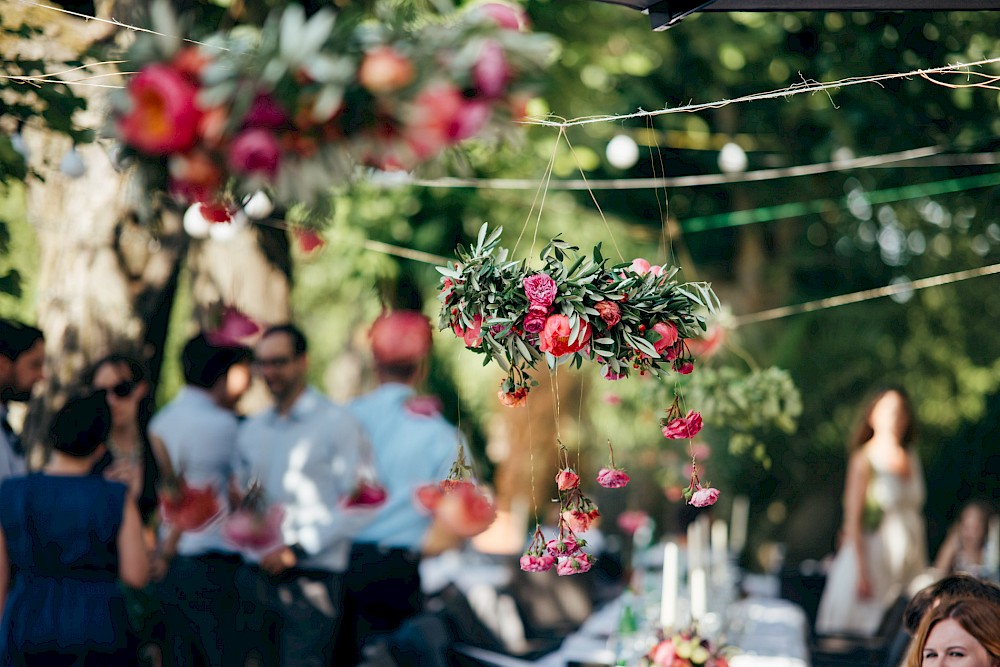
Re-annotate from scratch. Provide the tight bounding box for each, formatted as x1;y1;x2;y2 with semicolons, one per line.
630;258;651;275
498;386;528;408
616;510;649;536
650;322;679;354
473;40;510;99
119;64;202;156
523;273;558;308
690;485;721;508
519;554;555;572
449;100;493;142
556;554;594;576
358;46;415;94
594;300;621;327
648;264;664;277
228;128;281;178
555;468;580;491
596;467;630;489
538;315;591;357
471;2;530;30
662;410;703;440
523;305;549;334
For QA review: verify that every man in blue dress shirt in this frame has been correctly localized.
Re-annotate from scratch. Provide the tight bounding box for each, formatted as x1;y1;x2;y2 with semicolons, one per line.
235;323;374;667
335;310;462;665
0;319;44;479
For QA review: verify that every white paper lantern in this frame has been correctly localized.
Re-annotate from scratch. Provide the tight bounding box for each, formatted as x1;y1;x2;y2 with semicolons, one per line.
718;142;748;174
183;203;212;239
59;147;86;178
241;191;274;220
606;134;639;169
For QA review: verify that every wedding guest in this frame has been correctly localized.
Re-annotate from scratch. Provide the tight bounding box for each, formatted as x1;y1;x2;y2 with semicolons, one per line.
0;319;44;478
934;500;996;580
816;385;927;636
882;574;1000;667
0;392;149;665
904;598;1000;667
234;324;374;667
148;334;252;667
334;310;461;665
85;353;160;527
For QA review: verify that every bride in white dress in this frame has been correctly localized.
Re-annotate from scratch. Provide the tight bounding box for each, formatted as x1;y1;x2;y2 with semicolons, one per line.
816;386;927;636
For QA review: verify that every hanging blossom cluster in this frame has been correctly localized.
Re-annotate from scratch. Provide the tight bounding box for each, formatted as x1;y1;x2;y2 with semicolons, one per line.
660;395;719;508
415;441;497;538
520;442;632;575
439;225;718;405
110;3;554;218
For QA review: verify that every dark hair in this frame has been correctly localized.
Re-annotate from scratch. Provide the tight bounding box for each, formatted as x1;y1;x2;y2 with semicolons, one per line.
848;384;916;451
182;334;252;389
261;324;308;356
50;392;111;457
903;574;1000;635
0;319;43;361
83;352;147;386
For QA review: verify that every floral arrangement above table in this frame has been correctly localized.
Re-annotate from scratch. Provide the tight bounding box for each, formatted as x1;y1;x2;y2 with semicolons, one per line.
110;2;554;217
438;225;719;403
645;628;731;667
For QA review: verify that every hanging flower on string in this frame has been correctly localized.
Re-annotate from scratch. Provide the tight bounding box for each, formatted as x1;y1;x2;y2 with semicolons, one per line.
661;395;704;441
520;524;556;572
414;440;496;537
596;439;630;489
439;224;718;403
684;465;720;509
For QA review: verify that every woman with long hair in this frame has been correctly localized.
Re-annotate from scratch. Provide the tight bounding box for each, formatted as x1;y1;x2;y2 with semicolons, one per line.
816;385;927;636
906;598;1000;667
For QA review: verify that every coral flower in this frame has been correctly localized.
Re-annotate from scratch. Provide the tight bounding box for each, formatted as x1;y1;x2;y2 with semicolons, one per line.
119;64;202;156
555;468;580;491
562;509;598;533
359;46;416;94
596;467;630;489
498;386;528;408
538;315;591;357
453;314;483;348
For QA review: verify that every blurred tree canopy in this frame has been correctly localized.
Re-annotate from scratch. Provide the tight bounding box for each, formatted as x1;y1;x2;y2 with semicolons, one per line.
2;0;1000;564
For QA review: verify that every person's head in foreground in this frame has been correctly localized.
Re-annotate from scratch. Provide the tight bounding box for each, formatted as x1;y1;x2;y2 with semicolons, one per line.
904;574;1000;636
50;392;112;463
368;310;432;385
906;598;1000;667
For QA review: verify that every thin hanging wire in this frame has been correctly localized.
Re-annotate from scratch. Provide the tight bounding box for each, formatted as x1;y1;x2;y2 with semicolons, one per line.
527;394;540;528
513;127;563;261
563;133;625;262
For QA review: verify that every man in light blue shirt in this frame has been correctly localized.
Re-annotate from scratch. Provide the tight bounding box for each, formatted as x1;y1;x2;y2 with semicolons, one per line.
148;333;252;667
335;310;461;665
234;324;373;667
0;319;44;479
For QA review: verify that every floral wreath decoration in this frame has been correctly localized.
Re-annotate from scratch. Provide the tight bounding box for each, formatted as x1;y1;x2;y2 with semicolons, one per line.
437;224;720;404
110;2;555;221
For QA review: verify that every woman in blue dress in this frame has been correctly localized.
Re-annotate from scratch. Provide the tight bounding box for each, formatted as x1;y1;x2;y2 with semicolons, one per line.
0;391;149;665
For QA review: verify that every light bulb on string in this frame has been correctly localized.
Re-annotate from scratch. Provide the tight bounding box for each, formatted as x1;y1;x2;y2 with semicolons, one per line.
59;147;86;178
718;142;747;174
183;203;212;239
209;209;248;242
606;134;639;169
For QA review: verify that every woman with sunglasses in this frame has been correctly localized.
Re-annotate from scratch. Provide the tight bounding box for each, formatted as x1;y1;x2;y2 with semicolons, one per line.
84;354;161;528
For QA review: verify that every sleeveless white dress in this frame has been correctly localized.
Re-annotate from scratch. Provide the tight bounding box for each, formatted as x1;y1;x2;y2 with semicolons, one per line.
815;451;927;636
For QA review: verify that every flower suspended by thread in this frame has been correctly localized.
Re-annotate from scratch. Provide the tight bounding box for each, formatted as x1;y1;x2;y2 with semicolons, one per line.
616;510;650;536
205;305;262;347
684;465;720;509
414;442;496;537
661;396;704;440
597;439;630;489
520;524;556;572
497;384;528;407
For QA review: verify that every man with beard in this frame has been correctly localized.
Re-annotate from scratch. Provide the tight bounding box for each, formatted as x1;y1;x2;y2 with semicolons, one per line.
0;319;44;479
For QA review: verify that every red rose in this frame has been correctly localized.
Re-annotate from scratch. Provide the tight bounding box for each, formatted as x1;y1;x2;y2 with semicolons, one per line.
538;315;591;357
119;64;202;155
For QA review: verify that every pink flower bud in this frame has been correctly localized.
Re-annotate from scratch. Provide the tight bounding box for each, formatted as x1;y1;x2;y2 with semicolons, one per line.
555;468;580;491
690;486;720;508
519;553;555;572
556;554;594;576
596;467;630;489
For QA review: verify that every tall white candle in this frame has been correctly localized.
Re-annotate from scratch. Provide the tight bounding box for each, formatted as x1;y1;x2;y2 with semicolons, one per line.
660;542;679;631
687;520;702;571
690;567;707;620
730;495;749;556
711;519;728;582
